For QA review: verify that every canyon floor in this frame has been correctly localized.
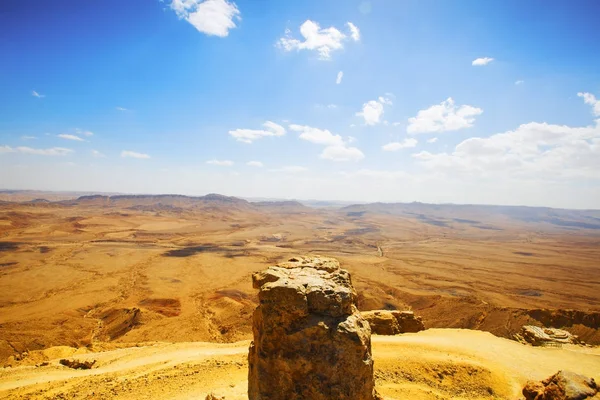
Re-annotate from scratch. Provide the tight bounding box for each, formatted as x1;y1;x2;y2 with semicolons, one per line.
1;193;600;398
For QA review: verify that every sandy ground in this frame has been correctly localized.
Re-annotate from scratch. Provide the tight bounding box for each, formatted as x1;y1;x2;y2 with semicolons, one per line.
0;329;599;400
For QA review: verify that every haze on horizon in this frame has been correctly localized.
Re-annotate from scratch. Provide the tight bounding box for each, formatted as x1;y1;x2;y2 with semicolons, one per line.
1;0;599;209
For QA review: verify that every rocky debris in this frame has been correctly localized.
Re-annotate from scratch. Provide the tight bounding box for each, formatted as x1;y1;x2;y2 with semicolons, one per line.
248;256;380;400
362;310;425;335
59;359;96;370
523;370;598;400
205;394;225;400
96;307;141;340
515;326;581;347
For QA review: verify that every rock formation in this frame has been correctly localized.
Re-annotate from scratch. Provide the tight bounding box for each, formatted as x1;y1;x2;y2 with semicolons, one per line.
248;256;380;400
515;326;580;347
523;370;598;399
362;310;425;335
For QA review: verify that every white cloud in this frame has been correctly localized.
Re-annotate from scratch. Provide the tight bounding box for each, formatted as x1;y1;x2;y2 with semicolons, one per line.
578;92;600;117
58;134;85;141
407;98;483;134
17;147;73;156
411;94;600;180
228;121;285;143
247;161;263;167
347;136;357;143
206;159;233;166
32;90;45;98
289;124;344;146
116;107;130;111
427;137;438;143
277;20;359;60
382;138;418;151
75;129;94;136
472;57;494;66
290;124;364;162
21;136;36;140
0;146;16;154
515;80;524;85
336;71;343;84
346;22;360;41
121;150;150;159
91;150;105;158
356;95;392;125
170;0;240;37
320;145;364;161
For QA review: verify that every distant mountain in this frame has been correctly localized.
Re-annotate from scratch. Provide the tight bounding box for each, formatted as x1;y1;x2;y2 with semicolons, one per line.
341;202;600;230
65;193;251;210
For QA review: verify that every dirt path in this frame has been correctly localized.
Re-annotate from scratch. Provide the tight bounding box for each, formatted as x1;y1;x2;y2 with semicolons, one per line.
1;329;599;399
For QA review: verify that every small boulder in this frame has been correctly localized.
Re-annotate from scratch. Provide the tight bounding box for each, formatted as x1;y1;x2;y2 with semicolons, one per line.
59;359;96;370
522;370;598;400
362;310;425;335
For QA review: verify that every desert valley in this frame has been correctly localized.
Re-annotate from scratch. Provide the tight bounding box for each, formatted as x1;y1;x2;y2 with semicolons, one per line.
0;191;599;399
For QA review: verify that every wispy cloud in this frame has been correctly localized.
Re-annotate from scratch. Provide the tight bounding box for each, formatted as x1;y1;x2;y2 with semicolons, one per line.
229;121;285;143
247;161;263;167
91;150;105;158
206;159;234;166
472;57;494;66
170;0;241;37
121;150;150;159
336;71;344;84
58;134;85;141
15;146;73;156
0;146;16;154
116;106;130;112
382;138;418;151
75;129;94;136
515;80;524;85
346;22;360;41
32;90;45;98
427;137;438;143
21;136;36;140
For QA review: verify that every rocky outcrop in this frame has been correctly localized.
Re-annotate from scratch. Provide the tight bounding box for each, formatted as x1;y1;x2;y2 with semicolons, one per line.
362;310;425;335
59;359;96;370
516;326;581;347
523;370;598;399
248;256;380;400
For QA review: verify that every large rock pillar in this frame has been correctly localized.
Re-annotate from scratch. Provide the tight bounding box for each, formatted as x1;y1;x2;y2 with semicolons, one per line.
248;256;379;400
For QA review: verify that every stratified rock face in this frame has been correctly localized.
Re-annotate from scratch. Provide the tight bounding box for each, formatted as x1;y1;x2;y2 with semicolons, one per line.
248;256;379;400
517;326;580;347
362;310;425;335
523;370;598;400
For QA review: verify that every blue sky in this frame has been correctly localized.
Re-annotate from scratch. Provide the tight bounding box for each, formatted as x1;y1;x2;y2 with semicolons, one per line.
1;0;599;208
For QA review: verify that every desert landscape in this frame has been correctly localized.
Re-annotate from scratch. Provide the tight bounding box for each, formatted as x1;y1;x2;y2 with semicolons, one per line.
0;192;599;398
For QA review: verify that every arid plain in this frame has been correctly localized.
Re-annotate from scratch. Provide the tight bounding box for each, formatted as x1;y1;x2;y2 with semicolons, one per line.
1;192;600;398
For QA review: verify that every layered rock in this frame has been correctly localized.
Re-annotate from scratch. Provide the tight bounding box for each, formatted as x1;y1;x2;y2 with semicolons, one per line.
362;310;425;335
523;370;598;400
248;256;379;400
516;326;580;347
